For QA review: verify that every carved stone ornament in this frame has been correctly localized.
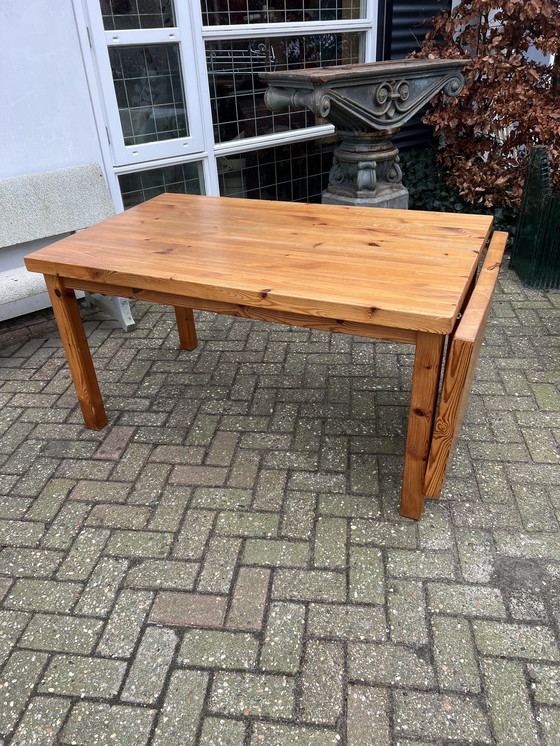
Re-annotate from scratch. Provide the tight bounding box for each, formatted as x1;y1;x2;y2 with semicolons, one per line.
261;59;468;208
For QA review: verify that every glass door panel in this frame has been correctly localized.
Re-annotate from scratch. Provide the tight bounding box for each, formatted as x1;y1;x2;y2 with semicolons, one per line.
118;161;205;208
101;0;175;29
110;44;189;145
90;0;205;165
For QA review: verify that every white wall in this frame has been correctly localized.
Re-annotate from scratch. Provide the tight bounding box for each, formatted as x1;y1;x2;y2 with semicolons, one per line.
0;0;103;178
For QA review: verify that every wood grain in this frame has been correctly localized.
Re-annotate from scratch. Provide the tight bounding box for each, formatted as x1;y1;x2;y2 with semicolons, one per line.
62;277;417;344
44;274;107;430
400;331;445;519
423;231;508;499
25;194;492;335
174;307;198;350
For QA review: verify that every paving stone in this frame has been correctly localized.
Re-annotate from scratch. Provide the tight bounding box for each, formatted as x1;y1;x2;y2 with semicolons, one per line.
313;516;347;568
250;722;340;745
5;578;82;613
97;589;153;658
272;569;346;602
126;559;198;590
0;610;30;666
38;654;126;698
61;702;156;746
387;580;428;645
300;640;344;725
431;616;481;693
0;519;44;547
19;614;103;654
242;538;309;567
427;582;506;618
75;557;129;616
226;566;270;631
0;547;63;577
349;642;435;689
393;690;491;743
105;529;172;558
9;695;71;746
494;532;560;563
152;669;209;745
86;503;150;529
0;495;31;519
150;591;227;628
346;685;390;746
308;603;386;641
455;528;495;583
197;536;242;594
200;716;247;745
148;487;191;532
473;620;560;661
174;509;215;559
24;478;74;521
56;527;109;580
386;549;455;579
215;510;278;537
319;493;380;519
93;425;136;460
349;546;384;604
253;469;288;511
281;491;316;539
527;663;560;705
121;626;177;704
482;657;539;746
260;602;306;673
0;650;49;733
179;628;259;670
539;706;560;743
350;519;417;548
208;672;295;719
191;487;252;510
1;270;558;743
128;463;172;505
111;443;152;481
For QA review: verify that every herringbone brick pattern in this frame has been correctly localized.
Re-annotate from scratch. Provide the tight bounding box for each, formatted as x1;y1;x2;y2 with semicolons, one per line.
0;266;558;745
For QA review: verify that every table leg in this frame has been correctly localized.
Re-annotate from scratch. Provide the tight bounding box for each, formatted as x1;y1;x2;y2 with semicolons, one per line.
174;307;198;350
44;274;107;431
400;331;445;519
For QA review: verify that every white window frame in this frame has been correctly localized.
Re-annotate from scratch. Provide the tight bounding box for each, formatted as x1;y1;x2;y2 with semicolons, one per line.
85;0;207;166
77;0;378;204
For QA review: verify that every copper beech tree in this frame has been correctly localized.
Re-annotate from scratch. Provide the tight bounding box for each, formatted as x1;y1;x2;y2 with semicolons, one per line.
411;0;560;208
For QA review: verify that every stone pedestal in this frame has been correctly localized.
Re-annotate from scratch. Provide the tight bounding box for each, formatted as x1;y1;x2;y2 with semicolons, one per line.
261;59;468;210
321;129;409;209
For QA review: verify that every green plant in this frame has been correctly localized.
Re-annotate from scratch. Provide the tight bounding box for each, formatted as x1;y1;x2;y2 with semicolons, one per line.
411;0;560;209
400;147;518;238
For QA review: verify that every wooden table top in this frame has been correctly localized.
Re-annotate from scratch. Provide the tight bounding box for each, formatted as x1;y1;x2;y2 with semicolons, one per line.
25;193;493;334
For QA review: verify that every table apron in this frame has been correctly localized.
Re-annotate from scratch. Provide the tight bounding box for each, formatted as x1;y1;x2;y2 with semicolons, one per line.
62;277;418;346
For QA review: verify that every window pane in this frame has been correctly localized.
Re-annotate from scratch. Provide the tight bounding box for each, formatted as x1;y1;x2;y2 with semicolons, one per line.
217;138;335;202
207;32;361;143
109;44;189;146
119;162;205;208
101;0;175;30
200;0;363;26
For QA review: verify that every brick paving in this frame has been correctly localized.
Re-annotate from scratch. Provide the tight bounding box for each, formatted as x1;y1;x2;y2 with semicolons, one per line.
0;265;558;745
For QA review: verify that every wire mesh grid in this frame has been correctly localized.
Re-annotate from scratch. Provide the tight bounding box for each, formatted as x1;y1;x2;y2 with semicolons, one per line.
207;32;361;143
217;138;336;202
200;0;362;25
119;162;204;208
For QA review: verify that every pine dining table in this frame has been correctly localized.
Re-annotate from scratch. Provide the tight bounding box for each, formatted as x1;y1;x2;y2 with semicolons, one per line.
24;193;507;519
